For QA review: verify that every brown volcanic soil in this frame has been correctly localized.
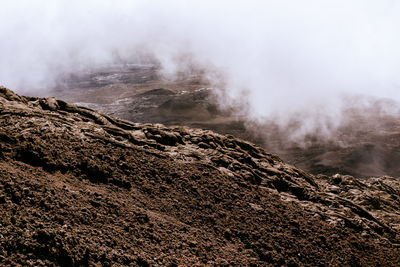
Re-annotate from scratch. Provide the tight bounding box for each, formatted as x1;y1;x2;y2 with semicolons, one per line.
1;87;400;266
49;65;400;178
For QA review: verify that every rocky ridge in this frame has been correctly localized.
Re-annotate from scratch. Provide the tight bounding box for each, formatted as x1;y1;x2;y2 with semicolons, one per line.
1;86;400;266
51;65;400;179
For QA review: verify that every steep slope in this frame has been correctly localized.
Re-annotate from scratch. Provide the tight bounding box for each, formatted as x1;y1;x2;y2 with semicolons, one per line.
1;87;399;266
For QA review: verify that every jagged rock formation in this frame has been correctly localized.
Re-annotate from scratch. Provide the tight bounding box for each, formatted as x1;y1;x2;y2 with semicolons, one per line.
1;86;400;266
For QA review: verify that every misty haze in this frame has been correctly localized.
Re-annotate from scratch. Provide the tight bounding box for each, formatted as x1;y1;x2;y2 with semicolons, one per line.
1;1;400;266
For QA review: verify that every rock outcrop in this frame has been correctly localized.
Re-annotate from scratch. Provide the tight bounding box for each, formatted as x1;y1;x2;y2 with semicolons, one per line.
1;86;399;266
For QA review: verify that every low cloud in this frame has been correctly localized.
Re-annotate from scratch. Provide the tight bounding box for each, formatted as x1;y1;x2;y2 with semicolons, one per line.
1;0;400;140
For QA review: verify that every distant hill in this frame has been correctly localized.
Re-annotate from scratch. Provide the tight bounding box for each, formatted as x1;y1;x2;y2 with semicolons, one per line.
50;66;400;178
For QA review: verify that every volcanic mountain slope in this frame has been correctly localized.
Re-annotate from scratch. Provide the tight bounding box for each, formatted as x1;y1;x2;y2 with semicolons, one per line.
50;66;400;178
1;87;400;266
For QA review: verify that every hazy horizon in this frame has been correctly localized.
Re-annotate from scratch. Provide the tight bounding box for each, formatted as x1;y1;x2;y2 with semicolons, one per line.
1;0;400;139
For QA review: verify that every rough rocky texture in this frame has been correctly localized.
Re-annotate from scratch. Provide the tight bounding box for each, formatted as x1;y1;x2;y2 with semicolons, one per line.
1;86;400;266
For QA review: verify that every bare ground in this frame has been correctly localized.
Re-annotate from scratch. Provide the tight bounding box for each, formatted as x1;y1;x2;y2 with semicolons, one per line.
1;87;400;266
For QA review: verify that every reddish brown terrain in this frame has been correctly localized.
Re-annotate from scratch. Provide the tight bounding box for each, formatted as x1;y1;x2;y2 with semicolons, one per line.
1;86;400;266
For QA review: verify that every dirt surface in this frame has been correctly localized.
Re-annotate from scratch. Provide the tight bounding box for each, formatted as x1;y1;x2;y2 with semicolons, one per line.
1;86;400;266
48;65;400;178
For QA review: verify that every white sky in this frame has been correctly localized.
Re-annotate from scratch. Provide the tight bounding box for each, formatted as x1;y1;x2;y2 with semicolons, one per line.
1;0;400;135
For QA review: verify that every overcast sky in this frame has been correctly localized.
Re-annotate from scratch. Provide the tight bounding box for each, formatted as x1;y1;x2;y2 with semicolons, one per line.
1;0;400;136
